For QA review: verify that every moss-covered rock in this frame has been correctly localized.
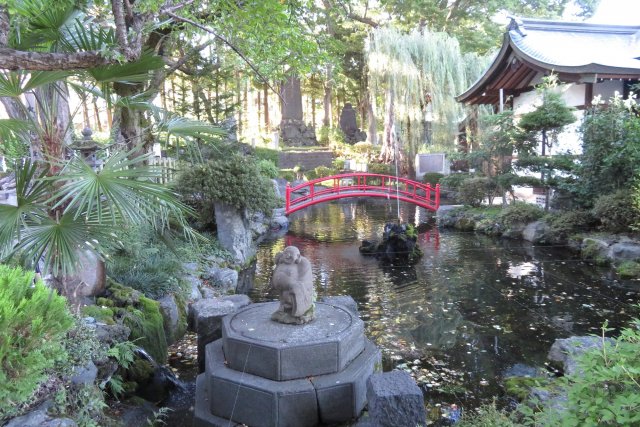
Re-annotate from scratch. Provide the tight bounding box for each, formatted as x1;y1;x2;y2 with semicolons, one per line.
616;260;640;279
82;305;116;325
504;376;553;401
124;296;168;364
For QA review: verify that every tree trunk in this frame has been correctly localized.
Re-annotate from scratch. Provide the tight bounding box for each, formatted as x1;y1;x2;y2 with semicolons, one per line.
264;84;270;131
380;86;395;163
93;100;102;132
366;90;377;145
323;65;333;127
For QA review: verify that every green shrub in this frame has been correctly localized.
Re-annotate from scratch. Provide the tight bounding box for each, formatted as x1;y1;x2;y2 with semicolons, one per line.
332;158;345;171
497;202;544;227
314;166;334;179
317;126;330;146
616;261;640;279
176;153;278;217
353;141;373;155
531;319;640;426
107;224;188;299
304;169;318;181
279;169;296;182
457;401;517;427
257;159;279;179
422;172;444;185
439;173;469;190
458;177;496;207
0;265;74;420
253;147;279;165
545;210;596;239
592;190;640;233
367;162;392;175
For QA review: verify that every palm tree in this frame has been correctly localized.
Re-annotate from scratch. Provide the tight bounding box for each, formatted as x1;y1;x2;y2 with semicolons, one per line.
0;1;225;294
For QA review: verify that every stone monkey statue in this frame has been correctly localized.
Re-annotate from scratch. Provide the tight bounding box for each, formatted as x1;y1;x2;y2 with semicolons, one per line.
270;246;315;324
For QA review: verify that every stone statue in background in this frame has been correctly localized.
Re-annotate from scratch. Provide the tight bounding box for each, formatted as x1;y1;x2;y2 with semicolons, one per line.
339;103;367;144
270;246;315;324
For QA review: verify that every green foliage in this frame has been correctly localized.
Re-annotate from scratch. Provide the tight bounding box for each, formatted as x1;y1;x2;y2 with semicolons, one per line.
458;177;497;207
497;202;544;227
457;401;517;427
0;265;74;420
533;319;640;426
544;210;596;240
592;191;640;233
257;159;279;179
318;126;330;146
574;95;640;206
422;172;444;185
102;281;168;364
367;162;393;175
616;261;640;279
439;173;469;190
107;225;188;299
306;165;335;182
253;147;280;165
353;141;373;155
279;169;296;182
332;158;346;171
176;153;278;226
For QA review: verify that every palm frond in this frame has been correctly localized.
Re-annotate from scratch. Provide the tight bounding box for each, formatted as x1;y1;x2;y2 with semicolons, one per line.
61;18;116;52
158;116;226;140
0;160;52;259
11;0;81;51
0;71;73;98
48;147;192;228
18;211;115;276
88;51;164;85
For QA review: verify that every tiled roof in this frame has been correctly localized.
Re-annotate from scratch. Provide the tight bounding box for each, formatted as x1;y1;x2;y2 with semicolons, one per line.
508;17;640;73
457;17;640;104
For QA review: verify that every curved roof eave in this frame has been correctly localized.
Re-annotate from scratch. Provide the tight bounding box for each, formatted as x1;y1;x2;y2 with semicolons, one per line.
508;37;640;76
455;33;513;103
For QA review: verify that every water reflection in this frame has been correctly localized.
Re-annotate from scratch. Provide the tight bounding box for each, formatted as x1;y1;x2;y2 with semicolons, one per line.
250;200;639;411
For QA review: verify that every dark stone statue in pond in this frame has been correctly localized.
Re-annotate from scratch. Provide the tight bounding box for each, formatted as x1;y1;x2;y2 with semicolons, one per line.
270;246;316;324
360;223;423;263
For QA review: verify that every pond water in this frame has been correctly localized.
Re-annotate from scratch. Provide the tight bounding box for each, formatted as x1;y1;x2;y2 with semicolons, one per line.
248;199;640;418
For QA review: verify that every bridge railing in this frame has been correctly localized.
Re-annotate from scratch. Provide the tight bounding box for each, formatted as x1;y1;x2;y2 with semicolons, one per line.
285;173;440;214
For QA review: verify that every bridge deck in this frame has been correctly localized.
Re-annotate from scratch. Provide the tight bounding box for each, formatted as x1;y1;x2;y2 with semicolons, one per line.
285;173;440;215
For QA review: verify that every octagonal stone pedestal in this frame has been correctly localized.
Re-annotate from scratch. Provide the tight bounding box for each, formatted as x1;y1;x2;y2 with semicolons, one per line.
194;301;382;427
223;302;365;380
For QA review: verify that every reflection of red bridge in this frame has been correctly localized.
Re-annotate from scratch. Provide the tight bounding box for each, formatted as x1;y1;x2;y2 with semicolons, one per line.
285;173;440;215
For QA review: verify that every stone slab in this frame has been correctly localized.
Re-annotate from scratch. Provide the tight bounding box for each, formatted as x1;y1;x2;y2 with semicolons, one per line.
193;374;240;427
367;370;427;427
222;302;364;380
205;339;318;427
191;295;251;373
311;339;381;424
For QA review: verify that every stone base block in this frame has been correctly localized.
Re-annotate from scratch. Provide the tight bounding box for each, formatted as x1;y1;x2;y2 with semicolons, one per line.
311;339;381;424
366;371;427;427
194;374;239;427
206;340;318;427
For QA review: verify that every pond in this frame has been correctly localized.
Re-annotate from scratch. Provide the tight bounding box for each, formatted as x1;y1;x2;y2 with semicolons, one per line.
248;199;640;419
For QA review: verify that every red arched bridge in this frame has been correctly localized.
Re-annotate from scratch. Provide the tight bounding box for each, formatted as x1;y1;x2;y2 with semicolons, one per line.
285;173;440;215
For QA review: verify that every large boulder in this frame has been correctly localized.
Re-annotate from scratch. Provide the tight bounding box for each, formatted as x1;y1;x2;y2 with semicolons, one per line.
607;242;640;262
5;401;76;427
366;370;426;427
203;267;238;294
548;336;613;375
159;293;188;346
523;221;551;244
214;202;255;264
189;295;251;373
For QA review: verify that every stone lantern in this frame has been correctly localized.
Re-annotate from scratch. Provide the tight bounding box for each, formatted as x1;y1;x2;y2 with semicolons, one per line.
68;127;103;170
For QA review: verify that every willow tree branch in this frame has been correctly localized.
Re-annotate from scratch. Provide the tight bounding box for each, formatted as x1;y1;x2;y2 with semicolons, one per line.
164;11;281;99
